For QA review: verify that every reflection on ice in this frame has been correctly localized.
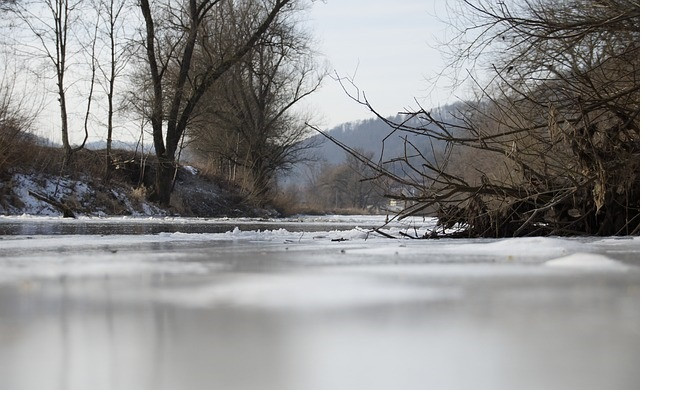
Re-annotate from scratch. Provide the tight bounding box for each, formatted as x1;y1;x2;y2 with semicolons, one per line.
158;272;462;310
0;254;210;283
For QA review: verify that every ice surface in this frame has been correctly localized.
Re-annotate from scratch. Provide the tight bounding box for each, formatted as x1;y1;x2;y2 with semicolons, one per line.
0;254;210;284
0;215;640;389
0;216;639;267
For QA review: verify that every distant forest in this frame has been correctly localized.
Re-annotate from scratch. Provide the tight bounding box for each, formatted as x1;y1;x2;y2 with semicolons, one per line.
1;0;638;237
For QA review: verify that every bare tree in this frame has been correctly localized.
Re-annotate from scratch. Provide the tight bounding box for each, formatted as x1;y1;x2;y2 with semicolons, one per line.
1;0;16;11
10;0;97;165
137;0;295;205
93;0;130;178
313;150;385;211
0;66;38;173
190;1;323;204
318;0;639;237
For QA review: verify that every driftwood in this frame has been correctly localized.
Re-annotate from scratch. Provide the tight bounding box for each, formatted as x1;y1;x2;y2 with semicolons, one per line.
28;190;76;218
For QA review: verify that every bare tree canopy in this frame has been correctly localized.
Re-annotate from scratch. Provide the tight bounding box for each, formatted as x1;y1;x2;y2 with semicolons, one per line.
0;0;18;11
321;0;640;237
189;0;324;205
9;0;97;165
137;0;297;205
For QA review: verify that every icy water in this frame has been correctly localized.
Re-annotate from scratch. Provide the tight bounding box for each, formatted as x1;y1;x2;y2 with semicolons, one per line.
0;216;639;389
0;216;381;236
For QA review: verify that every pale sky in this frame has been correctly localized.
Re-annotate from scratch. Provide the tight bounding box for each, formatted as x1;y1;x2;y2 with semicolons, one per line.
305;0;456;128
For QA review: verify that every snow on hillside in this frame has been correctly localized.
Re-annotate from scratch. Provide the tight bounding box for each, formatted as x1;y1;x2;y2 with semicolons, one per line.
0;171;166;217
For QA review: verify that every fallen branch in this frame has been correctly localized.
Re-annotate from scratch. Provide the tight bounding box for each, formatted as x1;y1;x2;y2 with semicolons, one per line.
398;231;418;239
371;228;397;239
28;190;76;218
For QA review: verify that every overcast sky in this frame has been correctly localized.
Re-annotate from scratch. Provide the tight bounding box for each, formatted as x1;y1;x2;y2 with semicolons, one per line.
305;0;455;129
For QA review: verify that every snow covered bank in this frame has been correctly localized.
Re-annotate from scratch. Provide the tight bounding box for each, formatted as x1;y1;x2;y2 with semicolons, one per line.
0;166;269;218
0;172;166;216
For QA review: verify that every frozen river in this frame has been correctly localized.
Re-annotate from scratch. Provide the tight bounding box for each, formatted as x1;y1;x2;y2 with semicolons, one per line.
0;215;639;389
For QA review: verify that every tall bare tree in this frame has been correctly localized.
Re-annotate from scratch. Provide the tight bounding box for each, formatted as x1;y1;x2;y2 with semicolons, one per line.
93;0;130;178
137;0;294;205
11;0;96;165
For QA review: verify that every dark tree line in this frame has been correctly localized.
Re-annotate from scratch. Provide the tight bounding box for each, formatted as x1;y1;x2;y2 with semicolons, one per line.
321;0;639;237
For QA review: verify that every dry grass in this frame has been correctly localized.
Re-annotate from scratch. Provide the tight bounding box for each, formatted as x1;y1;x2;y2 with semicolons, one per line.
130;185;148;201
0;125;38;177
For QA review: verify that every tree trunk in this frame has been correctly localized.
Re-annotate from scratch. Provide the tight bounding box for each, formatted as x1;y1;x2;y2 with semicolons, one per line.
57;53;72;166
105;83;114;179
56;0;71;166
155;156;176;206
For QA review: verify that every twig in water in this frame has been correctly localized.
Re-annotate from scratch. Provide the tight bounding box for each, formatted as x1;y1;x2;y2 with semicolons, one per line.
399;231;418;239
372;228;396;239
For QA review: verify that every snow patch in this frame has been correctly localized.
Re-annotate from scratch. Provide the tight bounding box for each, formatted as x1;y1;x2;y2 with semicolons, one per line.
0;171;166;217
543;253;629;270
466;237;594;255
346;236;594;259
6;174;61;215
182;165;199;175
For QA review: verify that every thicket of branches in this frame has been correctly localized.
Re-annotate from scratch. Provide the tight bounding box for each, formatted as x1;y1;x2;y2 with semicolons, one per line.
322;0;639;237
303;151;385;212
0;71;34;174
